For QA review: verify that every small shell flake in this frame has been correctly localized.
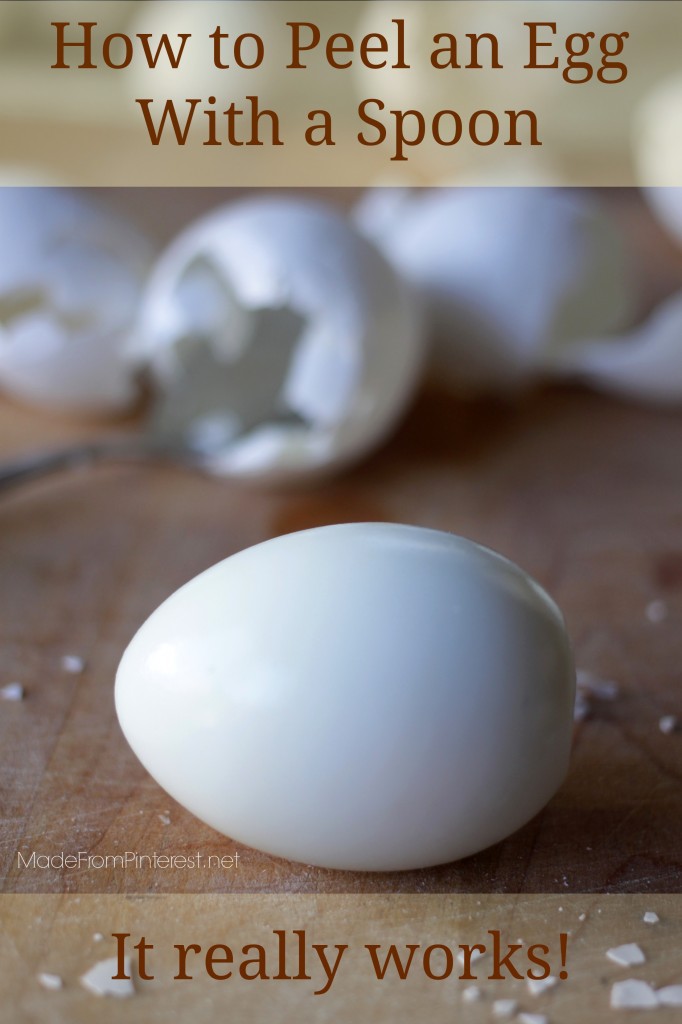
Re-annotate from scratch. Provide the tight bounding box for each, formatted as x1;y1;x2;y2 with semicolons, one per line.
80;957;135;998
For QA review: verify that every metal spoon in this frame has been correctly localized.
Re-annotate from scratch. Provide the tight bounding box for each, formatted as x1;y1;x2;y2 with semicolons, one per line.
0;308;306;494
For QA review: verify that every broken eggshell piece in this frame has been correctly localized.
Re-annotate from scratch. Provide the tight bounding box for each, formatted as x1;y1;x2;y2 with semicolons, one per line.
555;289;682;405
115;523;576;872
355;187;635;393
132;197;424;480
0;188;152;414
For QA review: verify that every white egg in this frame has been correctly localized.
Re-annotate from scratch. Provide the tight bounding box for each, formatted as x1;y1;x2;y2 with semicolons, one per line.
115;523;575;872
356;187;635;393
0;188;152;414
133;197;424;480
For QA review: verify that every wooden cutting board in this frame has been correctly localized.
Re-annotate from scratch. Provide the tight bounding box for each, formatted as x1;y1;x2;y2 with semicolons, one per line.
2;893;682;1023
1;378;681;896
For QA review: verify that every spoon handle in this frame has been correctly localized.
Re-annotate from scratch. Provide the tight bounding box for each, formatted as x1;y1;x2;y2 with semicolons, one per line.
0;437;147;494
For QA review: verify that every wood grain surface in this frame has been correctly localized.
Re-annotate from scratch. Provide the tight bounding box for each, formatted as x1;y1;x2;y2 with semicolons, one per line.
2;893;682;1024
1;190;681;897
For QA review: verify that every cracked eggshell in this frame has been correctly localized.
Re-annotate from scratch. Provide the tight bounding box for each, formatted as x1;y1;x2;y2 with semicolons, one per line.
115;523;576;871
0;188;152;414
356;187;635;393
133;196;424;480
555;290;682;405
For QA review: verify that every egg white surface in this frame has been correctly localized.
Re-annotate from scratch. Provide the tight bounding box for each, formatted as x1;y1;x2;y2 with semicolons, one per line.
115;523;575;871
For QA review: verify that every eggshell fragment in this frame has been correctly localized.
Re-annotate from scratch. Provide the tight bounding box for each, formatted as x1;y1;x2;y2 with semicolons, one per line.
492;998;518;1018
0;188;152;413
659;715;678;735
61;654;86;675
80;957;135;998
356;187;634;393
115;523;575;872
1;681;24;701
554;290;682;405
461;985;482;1002
610;979;658;1010
37;973;63;991
527;975;558;996
606;944;646;967
658;985;682;1007
134;198;424;480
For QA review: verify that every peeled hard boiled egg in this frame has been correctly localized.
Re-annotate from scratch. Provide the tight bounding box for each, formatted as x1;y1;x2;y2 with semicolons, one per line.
132;197;423;480
115;523;575;872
